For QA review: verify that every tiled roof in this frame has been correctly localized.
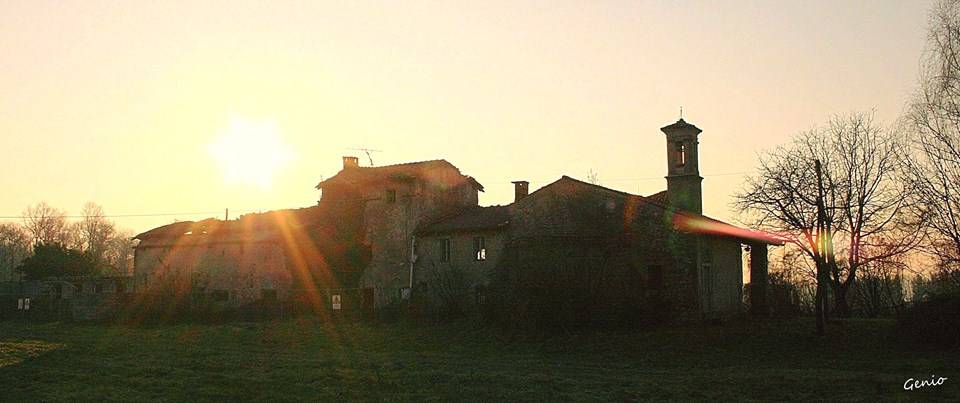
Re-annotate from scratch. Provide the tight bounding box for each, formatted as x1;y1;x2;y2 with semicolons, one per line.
519;176;783;245
660;118;702;133
133;206;328;245
315;159;484;191
417;206;511;235
645;190;668;205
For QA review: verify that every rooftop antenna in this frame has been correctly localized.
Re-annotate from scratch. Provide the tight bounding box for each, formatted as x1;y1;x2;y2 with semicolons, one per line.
347;147;382;166
680;106;683;119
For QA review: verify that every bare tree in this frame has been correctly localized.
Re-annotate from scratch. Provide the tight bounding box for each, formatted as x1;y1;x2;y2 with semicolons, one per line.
0;222;31;281
904;0;960;272
852;249;909;317
77;202;116;262
735;112;918;332
21;202;69;246
586;168;600;185
103;229;137;276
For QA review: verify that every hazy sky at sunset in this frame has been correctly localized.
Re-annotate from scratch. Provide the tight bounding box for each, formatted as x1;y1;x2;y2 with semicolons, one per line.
0;1;933;233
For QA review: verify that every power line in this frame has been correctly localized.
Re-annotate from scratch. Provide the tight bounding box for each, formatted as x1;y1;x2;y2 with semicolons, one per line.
483;171;749;184
0;208;276;220
0;172;750;219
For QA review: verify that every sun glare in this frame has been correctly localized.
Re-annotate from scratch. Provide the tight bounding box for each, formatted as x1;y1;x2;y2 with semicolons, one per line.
207;117;295;189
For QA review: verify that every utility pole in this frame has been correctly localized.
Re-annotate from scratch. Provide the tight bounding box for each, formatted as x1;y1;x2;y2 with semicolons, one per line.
814;159;827;336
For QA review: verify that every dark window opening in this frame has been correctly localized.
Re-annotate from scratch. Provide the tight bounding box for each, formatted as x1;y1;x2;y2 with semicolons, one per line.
475;286;486;305
386;189;397;203
212;290;229;302
440;239;451;262
648;265;664;290
473;236;487;261
261;289;277;302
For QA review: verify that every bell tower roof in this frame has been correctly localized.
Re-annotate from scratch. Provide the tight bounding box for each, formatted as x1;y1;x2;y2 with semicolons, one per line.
660;118;702;134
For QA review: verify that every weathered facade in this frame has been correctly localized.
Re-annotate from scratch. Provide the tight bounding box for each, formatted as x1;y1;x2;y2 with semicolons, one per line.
315;158;484;306
130;117;780;323
132;207;336;306
414;206;510;313
0;277;136;321
412;118;781;322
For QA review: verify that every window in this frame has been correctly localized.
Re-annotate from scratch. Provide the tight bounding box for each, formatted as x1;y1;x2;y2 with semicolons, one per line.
440;239;451;262
212;290;229;302
386;189;397;203
475;286;486;305
648;265;664;290
674;141;686;167
473;236;487;261
261;289;277;302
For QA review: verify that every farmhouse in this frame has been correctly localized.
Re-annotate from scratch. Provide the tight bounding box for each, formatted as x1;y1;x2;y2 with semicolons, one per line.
132;205;368;307
314;157;484;306
131;117;781;321
413;119;781;321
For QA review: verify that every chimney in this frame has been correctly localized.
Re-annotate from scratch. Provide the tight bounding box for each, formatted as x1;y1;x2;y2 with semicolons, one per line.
512;181;529;202
342;156;359;169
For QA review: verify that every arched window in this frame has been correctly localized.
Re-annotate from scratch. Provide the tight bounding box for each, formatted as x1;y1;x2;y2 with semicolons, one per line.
674;142;686;167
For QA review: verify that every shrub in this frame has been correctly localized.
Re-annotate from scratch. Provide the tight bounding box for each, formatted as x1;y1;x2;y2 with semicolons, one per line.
891;291;960;350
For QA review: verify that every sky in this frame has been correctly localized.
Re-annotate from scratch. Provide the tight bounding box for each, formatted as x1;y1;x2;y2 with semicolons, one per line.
0;0;934;234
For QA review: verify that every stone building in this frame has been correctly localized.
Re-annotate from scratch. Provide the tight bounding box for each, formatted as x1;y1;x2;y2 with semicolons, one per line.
131;117;780;322
412;119;781;322
132;207;334;306
315;158;484;306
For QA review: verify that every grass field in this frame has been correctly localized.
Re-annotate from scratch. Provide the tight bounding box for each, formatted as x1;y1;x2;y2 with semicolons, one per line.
0;317;957;401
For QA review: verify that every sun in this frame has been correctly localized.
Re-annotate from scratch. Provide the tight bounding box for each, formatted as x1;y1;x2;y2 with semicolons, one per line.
207;117;294;189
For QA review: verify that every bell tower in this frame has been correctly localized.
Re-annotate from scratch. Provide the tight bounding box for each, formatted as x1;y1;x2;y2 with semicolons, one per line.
660;118;703;214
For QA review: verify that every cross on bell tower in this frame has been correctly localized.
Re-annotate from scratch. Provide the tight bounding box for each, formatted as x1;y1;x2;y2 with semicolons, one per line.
660;117;703;214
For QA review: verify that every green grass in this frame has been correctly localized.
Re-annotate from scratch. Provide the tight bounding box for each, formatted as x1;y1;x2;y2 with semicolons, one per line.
0;317;957;401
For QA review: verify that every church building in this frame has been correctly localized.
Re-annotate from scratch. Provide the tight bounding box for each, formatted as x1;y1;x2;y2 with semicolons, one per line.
133;117;781;323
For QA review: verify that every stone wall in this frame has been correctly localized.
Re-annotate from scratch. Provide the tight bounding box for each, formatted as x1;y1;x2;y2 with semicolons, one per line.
352;170;480;306
133;240;290;306
414;230;506;290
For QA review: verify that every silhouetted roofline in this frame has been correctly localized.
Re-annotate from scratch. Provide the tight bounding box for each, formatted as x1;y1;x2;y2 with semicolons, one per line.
525;175;783;245
660;118;702;134
417;205;511;235
315;159;484;191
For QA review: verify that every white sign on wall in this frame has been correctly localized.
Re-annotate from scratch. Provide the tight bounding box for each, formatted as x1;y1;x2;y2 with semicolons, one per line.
332;294;341;310
17;298;23;310
23;298;30;310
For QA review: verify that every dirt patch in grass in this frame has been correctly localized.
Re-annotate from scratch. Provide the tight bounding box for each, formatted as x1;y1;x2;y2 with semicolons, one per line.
0;340;64;368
